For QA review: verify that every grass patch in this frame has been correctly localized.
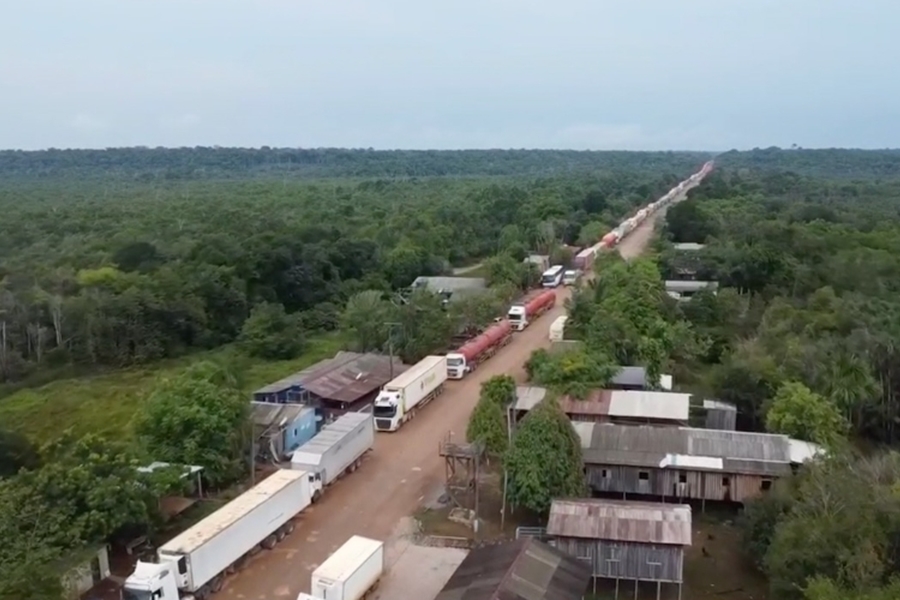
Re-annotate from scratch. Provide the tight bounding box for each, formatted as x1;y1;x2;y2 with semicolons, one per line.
0;332;348;445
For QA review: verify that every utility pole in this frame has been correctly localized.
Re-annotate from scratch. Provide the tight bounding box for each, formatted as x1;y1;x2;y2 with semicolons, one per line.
501;400;515;530
385;322;401;380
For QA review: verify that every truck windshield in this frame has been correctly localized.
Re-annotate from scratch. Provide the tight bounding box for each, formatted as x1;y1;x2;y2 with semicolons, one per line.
447;357;463;367
121;588;153;600
373;405;396;417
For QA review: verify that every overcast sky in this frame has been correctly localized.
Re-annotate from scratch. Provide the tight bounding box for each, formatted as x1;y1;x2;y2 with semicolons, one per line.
2;1;896;151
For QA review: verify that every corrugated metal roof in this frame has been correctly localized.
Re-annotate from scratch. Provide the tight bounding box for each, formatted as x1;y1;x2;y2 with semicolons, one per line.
434;539;592;600
664;280;719;293
557;390;613;415
249;402;312;429
547;499;692;547
303;353;408;403
581;423;794;476
253;351;363;395
514;386;549;412
788;438;826;463
542;390;689;422
412;276;487;292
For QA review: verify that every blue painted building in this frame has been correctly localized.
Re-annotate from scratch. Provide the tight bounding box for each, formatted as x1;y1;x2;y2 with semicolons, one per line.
250;402;318;461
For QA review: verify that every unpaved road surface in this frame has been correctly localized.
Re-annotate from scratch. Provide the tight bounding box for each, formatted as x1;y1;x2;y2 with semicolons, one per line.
220;202;676;599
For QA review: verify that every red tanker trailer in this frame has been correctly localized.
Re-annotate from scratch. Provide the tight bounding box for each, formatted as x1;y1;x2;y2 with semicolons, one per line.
601;231;618;247
445;319;513;379
506;289;556;331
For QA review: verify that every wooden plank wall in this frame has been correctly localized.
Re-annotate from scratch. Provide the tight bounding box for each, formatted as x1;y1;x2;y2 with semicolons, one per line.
585;464;772;503
553;537;685;583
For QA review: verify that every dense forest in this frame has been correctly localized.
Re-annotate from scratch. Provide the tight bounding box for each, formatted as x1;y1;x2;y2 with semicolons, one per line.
0;149;703;389
653;162;900;599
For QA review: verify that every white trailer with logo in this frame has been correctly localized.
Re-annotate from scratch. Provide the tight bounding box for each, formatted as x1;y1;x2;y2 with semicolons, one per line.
123;470;318;600
308;536;385;600
291;412;374;497
372;355;447;432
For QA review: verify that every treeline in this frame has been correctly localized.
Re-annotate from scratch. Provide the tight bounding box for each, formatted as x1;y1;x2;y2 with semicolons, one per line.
0;167;687;387
655;164;900;598
715;147;900;179
0;147;709;179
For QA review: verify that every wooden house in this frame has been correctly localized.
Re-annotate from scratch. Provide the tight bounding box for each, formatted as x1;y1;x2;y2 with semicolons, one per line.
580;423;799;504
547;498;692;600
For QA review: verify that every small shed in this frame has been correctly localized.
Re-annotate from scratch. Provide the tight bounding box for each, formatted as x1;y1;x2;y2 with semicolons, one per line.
609;366;673;391
547;498;692;599
250;402;318;460
434;538;593;600
665;280;718;301
61;545;111;599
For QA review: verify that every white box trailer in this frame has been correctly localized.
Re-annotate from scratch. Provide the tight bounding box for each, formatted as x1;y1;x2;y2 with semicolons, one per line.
123;469;318;599
373;355;447;432
549;315;568;342
310;536;385;600
291;412;374;492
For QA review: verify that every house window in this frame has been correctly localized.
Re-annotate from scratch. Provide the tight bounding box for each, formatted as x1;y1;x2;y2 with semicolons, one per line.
601;469;610;479
638;471;649;481
722;476;730;486
678;473;687;484
761;479;773;491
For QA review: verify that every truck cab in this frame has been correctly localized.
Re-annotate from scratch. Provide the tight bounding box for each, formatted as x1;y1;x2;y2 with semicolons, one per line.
507;305;527;331
372;389;402;431
122;559;184;600
562;269;581;286
446;352;468;379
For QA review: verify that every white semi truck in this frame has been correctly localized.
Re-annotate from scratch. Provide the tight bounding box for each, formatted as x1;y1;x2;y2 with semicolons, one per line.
122;469;318;600
291;411;374;497
299;536;385;600
372;355;447;432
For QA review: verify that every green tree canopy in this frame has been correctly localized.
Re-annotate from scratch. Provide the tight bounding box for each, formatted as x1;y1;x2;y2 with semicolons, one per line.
505;399;586;514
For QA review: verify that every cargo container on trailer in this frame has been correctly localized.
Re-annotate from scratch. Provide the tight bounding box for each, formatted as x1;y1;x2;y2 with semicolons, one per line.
290;412;374;494
122;470;317;600
446;319;512;379
309;536;385;600
562;269;581;286
549;315;568;342
372;355;447;432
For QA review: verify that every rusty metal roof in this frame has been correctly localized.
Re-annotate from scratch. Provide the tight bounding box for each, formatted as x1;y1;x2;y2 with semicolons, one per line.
517;389;689;422
547;499;692;547
303;352;408;403
435;539;592;600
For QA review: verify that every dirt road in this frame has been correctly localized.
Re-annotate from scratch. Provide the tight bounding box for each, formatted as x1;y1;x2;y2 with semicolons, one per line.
220;208;669;600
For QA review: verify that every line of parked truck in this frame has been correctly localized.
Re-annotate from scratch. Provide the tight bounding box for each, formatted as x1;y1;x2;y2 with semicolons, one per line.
119;162;713;600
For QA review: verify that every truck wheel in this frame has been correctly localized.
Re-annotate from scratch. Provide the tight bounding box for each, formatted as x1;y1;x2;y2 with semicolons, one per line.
277;527;287;541
210;575;224;593
284;521;295;535
312;490;322;503
262;534;277;550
